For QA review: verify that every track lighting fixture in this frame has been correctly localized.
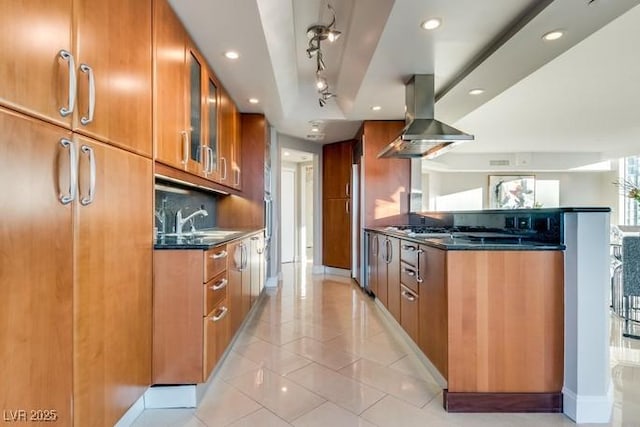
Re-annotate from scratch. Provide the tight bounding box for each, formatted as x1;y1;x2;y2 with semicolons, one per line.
306;4;341;107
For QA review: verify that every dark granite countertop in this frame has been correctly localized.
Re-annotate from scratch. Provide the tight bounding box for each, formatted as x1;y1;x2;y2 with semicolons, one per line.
366;227;565;251
154;228;264;250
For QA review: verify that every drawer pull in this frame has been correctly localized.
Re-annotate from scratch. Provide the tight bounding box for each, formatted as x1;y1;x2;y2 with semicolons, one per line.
211;278;228;291
211;306;228;322
402;244;417;251
401;290;417;302
210;250;227;260
403;268;416;277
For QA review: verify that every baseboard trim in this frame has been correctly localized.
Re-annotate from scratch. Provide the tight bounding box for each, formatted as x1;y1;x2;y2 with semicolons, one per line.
562;383;613;423
265;276;278;288
143;385;197;409
114;394;145;426
312;265;325;275
323;266;351;277
443;390;563;413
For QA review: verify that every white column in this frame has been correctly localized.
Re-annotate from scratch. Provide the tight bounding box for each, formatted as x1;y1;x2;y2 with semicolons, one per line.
562;211;612;423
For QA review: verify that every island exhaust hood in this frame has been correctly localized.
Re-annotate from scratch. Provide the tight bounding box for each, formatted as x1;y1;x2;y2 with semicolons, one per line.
377;75;474;159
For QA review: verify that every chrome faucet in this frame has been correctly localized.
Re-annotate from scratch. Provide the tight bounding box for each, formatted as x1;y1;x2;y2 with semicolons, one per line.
175;207;208;237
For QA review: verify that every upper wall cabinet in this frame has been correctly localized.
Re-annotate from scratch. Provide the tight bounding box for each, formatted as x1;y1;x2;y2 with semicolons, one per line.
0;0;153;157
74;0;152;157
0;0;73;128
218;86;241;189
323;140;353;199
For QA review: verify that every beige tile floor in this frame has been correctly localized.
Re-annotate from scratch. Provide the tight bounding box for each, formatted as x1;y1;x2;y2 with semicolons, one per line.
133;261;640;427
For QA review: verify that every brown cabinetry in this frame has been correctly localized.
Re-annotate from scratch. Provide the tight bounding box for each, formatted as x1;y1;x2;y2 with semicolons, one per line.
153;245;230;384
417;245;448;379
400;284;419;342
0;107;74;426
322;140;353;269
218;86;240;189
0;0;152;157
0;106;152;427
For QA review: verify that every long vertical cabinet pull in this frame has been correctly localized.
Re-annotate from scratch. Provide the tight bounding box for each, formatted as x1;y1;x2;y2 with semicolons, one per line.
345;183;350;197
234;168;240;187
58;50;77;117
372;234;378;256
79;64;95;125
385;239;392;264
180;131;189;165
220;157;227;181
80;145;96;206
345;200;350;214
207;147;215;174
416;248;424;284
59;138;77;204
242;244;248;270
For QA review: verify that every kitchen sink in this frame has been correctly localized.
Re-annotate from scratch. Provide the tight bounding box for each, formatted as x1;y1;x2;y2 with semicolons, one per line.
161;230;240;239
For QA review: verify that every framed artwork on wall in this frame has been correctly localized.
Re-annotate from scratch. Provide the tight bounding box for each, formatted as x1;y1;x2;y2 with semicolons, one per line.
488;175;535;209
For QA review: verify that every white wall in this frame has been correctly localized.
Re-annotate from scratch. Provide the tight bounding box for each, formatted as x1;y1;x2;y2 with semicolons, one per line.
281;164;297;263
425;170;619;216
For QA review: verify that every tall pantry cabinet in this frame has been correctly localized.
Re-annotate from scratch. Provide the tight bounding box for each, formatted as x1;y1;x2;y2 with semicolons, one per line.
0;1;153;426
322;140;353;269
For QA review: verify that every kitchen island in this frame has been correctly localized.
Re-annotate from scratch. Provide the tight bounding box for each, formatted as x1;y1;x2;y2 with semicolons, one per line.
364;207;611;422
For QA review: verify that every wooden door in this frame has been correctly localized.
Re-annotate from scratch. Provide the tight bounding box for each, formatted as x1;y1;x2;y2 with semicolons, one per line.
400;285;419;342
153;0;187;169
227;240;243;335
323;140;352;199
74;0;152;157
217;87;234;186
203;298;229;380
417;245;448;378
0;1;73;128
322;198;351;269
0;107;73;426
73;136;152;427
386;237;401;321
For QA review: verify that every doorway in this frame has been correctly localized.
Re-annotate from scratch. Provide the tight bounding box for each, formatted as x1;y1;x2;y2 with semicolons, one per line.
280;149;315;264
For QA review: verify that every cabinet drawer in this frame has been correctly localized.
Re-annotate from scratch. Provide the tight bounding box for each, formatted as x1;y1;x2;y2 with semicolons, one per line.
400;284;419;342
203;298;230;380
400;241;420;266
204;271;228;316
400;262;419;294
204;245;228;282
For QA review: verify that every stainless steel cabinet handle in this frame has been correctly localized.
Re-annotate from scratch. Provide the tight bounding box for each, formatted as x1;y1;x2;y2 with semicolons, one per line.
211;278;228;291
402;244;417;252
345;183;350;197
345;200;350;214
403;268;416;277
385;239;392;264
238;243;247;271
180;131;189;165
211;250;227;260
401;289;416;302
220;157;227;180
211;306;228;322
417;248;424;254
79;64;95;125
207;147;215;174
242;244;248;270
59;138;77;204
201;146;209;174
58;50;76;117
251;236;260;241
80;145;96;206
234;168;240;186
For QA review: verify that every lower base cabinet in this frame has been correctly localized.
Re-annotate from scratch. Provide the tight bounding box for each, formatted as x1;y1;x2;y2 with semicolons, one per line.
153;231;265;385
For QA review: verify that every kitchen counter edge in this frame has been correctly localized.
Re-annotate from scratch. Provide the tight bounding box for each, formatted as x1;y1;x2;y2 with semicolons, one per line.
154;228;265;250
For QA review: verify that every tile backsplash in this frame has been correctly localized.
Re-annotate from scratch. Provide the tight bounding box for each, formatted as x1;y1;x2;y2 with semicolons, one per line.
155;180;221;234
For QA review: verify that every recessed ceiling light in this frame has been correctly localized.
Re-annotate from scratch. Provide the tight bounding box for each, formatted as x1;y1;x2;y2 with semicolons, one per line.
421;18;441;30
311;126;319;132
371;105;382;111
468;88;485;95
542;30;564;41
248;98;259;104
224;50;239;59
283;151;290;156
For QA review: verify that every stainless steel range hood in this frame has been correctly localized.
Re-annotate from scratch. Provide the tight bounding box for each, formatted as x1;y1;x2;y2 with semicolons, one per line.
378;75;474;159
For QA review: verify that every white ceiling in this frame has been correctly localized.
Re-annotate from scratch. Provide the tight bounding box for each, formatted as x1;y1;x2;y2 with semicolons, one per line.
168;0;640;162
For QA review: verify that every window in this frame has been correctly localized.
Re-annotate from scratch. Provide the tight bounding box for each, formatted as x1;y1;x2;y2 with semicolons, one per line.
620;156;640;225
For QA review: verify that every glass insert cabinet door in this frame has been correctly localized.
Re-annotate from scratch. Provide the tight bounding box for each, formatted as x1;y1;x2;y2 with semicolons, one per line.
207;77;218;173
189;51;202;163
